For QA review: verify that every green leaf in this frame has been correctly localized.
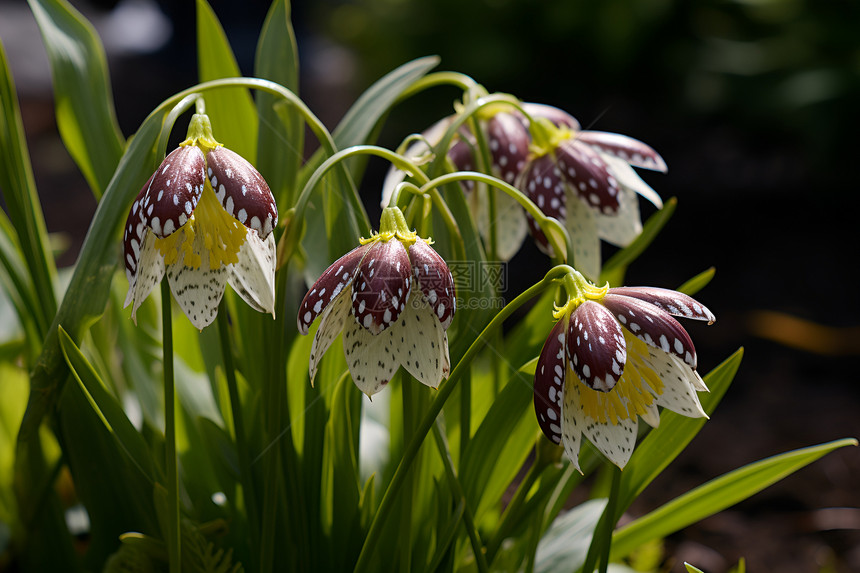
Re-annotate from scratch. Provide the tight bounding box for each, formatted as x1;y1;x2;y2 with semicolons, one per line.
27;0;124;197
534;499;607;573
615;349;744;515
677;267;716;296
19;104;163;440
459;368;536;522
58;326;156;482
600;198;676;286
196;0;258;160
611;438;858;559
0;37;57;331
254;0;302;208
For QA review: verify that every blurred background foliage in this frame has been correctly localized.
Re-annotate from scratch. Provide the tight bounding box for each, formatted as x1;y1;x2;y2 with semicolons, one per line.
1;0;858;570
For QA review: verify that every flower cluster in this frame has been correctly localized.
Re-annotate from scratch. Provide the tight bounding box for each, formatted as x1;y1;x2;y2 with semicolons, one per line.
534;277;715;470
123;114;278;330
297;207;455;396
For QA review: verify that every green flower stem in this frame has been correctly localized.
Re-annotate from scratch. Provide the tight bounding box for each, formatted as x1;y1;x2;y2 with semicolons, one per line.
419;172;571;263
399;378;416;571
581;465;622;573
161;280;180;573
216;306;260;567
395;71;483;103
354;265;575;573
432;419;489;573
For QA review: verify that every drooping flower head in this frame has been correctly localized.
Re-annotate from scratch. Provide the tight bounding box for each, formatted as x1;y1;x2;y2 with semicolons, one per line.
123;113;278;329
520;106;667;279
533;271;715;470
297;206;455;396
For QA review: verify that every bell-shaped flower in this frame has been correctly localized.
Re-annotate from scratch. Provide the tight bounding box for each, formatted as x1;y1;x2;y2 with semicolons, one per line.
521;106;667;279
297;207;455;396
123;114;278;330
533;279;715;470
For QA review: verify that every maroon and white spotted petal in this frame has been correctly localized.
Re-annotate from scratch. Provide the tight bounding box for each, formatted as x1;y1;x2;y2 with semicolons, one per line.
447;138;477;193
555;140;621;214
522;154;566;255
309;289;351;384
297;243;371;335
570;381;639;469
602;294;698;369
123;175;154;285
608;287;715;324
206;147;278;239
487;112;530;184
351;239;412;335
522;103;581;131
125;230;165;320
577;131;667;173
408;240;456;330
534;318;567;445
145;146;205;238
567;301;627;392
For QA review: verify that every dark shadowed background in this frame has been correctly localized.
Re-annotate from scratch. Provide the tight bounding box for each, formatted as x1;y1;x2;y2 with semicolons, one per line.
1;0;858;571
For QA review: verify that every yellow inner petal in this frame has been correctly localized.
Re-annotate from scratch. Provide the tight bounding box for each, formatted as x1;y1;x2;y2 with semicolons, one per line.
155;182;247;269
577;330;664;425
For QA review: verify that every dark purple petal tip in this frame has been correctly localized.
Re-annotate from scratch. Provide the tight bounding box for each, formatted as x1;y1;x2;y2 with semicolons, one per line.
567;301;627;392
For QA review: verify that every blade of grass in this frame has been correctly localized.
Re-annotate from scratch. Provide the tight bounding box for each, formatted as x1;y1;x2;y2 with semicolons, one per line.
610;438;858;559
27;0;124;196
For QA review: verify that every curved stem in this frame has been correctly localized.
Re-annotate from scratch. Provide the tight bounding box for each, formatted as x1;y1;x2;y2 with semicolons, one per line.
354;265;574;573
161;280;180;573
420;171;571;262
396;71;483;103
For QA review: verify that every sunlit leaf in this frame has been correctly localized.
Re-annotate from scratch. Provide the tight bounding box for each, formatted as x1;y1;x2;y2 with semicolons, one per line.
27;0;124;196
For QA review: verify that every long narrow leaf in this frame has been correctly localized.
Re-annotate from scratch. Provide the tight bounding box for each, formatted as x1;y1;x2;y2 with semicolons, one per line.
0;37;57;329
27;0;124;196
58;326;156;482
18;107;163;439
610;438;858;559
616;348;744;515
196;0;258;160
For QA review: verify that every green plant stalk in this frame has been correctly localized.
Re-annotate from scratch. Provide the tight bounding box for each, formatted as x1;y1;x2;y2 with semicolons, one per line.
161;280;180;573
399;378;416;571
216;306;260;567
354;265;574;572
432;420;489;573
419;172;570;264
395;71;482;104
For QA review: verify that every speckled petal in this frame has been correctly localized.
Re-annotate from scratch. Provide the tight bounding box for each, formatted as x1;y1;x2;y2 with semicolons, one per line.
487;112;530;184
397;294;447;388
342;310;400;396
125;229;165;321
408;240;455;330
602;294;698;369
639;347;708;419
572;379;639;469
447;137;477;193
577;131;668;173
381;116;454;207
599;153;663;209
522;154;566;255
608;287;716;324
534;318;567;445
228;230;276;316
567;301;627;392
166;236;229;330
298;243;371;335
352;239;412;335
145;146;205;238
309;289;351;384
206;147;278;239
595;186;642;248
522;103;581;131
565;191;601;281
556;140;621;214
123;174;154;288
